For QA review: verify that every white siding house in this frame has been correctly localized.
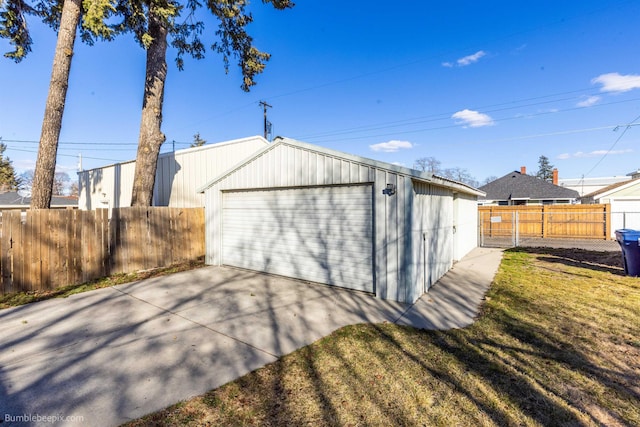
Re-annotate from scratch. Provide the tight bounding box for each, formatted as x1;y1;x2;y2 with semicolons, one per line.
199;137;483;304
78;136;269;210
582;177;640;236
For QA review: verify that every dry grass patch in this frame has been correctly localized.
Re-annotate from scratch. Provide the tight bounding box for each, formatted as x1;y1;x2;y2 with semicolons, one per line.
126;248;640;427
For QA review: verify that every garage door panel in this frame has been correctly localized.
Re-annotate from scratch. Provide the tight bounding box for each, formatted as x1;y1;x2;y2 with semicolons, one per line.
225;224;370;242
223;239;372;263
221;255;372;289
223;238;372;257
222;185;374;292
222;216;373;232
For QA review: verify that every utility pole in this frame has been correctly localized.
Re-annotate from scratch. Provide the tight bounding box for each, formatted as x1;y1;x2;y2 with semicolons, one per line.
259;100;272;140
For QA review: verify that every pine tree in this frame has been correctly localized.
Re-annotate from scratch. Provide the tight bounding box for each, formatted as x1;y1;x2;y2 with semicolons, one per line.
191;132;206;147
128;0;294;206
0;142;20;192
536;155;554;182
1;0;115;207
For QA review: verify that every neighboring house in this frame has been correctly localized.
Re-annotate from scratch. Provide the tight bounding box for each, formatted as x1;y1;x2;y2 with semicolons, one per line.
478;167;579;206
199;136;484;304
559;175;632;197
0;192;78;210
78;136;269;210
581;177;640;236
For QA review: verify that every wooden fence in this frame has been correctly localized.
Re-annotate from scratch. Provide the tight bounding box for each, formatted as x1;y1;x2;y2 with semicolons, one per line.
479;204;611;240
1;207;205;295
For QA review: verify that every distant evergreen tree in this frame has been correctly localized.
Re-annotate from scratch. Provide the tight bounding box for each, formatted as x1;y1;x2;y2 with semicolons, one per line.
0;142;19;192
191;133;206;147
536;155;554;182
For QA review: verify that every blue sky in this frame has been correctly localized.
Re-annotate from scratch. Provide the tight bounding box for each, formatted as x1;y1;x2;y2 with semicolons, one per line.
1;0;639;184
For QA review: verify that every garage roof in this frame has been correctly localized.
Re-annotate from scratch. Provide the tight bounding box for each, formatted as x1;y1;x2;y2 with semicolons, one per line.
198;137;485;197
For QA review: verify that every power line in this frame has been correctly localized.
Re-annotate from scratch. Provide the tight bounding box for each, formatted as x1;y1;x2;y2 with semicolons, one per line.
6;147;121;163
582;113;640;178
299;96;640;143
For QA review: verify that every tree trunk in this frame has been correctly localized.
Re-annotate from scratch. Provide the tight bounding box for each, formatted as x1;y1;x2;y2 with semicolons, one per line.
130;9;168;206
30;0;82;209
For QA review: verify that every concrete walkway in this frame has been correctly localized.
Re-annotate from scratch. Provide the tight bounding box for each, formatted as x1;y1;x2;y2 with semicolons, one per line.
0;247;502;427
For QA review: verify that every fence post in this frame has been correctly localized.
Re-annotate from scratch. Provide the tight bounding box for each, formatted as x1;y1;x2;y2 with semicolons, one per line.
516;211;520;246
542;206;548;238
605;203;611;239
479;211;484;247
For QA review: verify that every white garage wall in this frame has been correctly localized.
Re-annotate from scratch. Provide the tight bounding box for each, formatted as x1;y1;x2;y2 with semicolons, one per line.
412;181;454;298
78;161;136;210
453;192;479;261
78;136;268;210
203;139;481;304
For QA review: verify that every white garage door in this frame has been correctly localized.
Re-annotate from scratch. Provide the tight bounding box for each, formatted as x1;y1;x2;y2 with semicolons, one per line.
222;185;374;292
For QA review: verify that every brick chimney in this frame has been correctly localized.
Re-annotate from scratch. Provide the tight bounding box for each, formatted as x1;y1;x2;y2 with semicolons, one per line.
552;168;558;185
520;166;526;175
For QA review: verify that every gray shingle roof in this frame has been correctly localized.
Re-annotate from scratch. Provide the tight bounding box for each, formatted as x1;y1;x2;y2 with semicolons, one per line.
479;171;579;201
0;192;78;208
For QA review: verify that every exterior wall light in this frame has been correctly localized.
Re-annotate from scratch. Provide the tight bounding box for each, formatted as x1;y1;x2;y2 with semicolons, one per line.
382;183;396;196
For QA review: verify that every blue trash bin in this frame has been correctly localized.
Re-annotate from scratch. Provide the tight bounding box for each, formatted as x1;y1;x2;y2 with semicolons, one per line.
615;229;640;277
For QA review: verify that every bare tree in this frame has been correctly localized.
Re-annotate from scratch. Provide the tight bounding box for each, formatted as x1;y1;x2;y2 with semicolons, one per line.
482;176;498;186
53;171;70;195
442;167;479;188
413;156;442;174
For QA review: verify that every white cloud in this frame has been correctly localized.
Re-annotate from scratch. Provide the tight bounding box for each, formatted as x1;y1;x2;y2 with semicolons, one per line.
557;149;633;159
369;140;413;152
442;50;487;68
452;109;495;128
457;50;486;66
576;96;600;107
591;73;640;93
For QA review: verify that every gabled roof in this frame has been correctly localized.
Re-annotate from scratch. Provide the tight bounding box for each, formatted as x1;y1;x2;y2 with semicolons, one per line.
0;192;78;208
583;177;640;199
198;137;485;197
479;171;579;201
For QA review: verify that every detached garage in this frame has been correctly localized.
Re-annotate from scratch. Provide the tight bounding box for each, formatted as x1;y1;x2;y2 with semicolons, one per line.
200;137;484;304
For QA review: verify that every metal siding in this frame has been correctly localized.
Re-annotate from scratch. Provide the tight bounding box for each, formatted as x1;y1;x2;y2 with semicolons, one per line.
78;137;267;210
453;192;479;260
374;169;388;299
222;186;374;292
202;142;461;304
386;172;399;300
412;182;454;292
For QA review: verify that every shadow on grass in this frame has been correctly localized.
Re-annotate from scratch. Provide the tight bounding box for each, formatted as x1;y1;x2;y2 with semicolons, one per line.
122;246;639;426
507;246;625;275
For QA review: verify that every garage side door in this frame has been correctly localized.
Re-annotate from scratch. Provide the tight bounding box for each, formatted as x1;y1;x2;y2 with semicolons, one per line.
222;185;374;292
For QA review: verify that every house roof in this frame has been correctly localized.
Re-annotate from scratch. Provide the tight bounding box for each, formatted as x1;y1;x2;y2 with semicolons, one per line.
583;177;640;199
479;171;579;201
0;192;78;208
198;137;485;197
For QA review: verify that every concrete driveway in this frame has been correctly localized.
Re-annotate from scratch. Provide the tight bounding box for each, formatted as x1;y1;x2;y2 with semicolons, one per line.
0;247;502;426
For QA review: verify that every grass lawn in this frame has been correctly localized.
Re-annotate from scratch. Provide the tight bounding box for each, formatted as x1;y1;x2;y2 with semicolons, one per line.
124;247;640;426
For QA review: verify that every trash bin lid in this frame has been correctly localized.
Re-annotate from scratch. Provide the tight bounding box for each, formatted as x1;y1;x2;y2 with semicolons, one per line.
615;229;640;243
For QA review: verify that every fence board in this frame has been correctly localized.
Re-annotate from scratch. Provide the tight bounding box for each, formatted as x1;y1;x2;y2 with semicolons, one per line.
479;204;610;240
0;207;205;295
